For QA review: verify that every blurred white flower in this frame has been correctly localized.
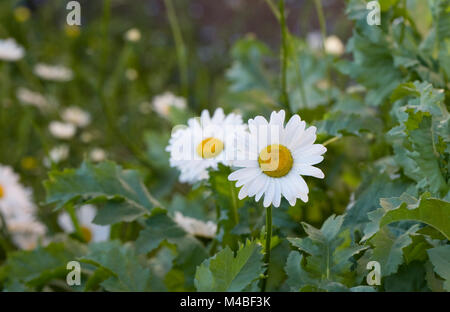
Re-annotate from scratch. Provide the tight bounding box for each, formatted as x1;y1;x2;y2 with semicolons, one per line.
49;121;76;139
174;212;217;238
152;92;187;118
346;84;366;94
324;35;345;56
34;63;73;82
16;87;49;111
61;106;91;128
90;148;106;162
125;28;141;42
125;68;138;81
58;205;110;242
307;31;323;51
49;145;69;163
0;38;25;61
0;165;45;250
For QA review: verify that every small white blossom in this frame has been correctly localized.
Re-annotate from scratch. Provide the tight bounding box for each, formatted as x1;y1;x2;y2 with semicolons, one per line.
324;35;345;56
34;63;73;82
90;148;106;162
61;106;91;128
124;28;141;42
16;87;49;110
0;38;25;61
49;121;76;139
174;212;217;238
152;92;187;118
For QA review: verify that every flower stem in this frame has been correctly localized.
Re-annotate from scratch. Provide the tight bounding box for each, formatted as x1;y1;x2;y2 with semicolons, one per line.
261;205;272;292
164;0;189;99
278;0;290;113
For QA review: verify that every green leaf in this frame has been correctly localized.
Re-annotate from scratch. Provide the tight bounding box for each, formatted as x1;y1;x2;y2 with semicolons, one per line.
0;240;86;290
44;161;161;225
80;241;152;291
316;111;383;137
194;240;264;292
287;215;368;287
226;36;273;93
364;193;450;241
369;225;419;277
427;245;450;291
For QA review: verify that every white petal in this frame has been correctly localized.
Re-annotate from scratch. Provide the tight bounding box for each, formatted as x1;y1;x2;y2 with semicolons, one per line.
263;180;275;207
273;179;281;208
294;164;325;179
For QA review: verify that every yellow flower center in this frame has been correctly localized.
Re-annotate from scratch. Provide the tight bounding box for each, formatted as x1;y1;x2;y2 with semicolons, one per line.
0;184;4;198
196;137;224;159
81;226;93;243
258;144;293;178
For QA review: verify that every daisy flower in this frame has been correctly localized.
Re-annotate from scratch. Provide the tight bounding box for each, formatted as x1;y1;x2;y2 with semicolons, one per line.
166;108;246;184
34;63;73;82
61;106;91;128
90;148;106;162
174;212;217;239
324;35;345;56
58;205;110;243
0;165;45;249
49;121;76;139
124;28;141;42
16;87;49;111
152;92;187;118
228;110;326;208
0;38;25;61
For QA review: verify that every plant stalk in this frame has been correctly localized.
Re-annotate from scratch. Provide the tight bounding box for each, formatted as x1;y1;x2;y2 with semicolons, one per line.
261;205;272;292
279;0;290;113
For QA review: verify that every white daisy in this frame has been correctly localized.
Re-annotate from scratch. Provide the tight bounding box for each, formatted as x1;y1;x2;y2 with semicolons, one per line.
152;92;187;118
0;38;24;61
90;148;106;162
166;108;247;184
174;212;217;238
0;165;45;250
124;28;141;42
16;87;49;111
49;144;69;163
228;110;326;208
34;63;73;81
61;106;91;128
49;121;76;139
324;35;345;56
58;205;110;243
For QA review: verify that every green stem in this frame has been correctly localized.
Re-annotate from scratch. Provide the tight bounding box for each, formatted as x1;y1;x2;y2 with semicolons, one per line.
313;0;331;103
322;136;340;146
279;0;290;113
164;0;189;99
261;205;272;292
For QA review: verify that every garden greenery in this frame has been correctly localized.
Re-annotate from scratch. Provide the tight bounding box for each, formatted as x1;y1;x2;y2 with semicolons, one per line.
0;0;449;292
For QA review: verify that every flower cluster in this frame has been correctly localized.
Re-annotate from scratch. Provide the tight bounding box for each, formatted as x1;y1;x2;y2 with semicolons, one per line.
167;108;326;208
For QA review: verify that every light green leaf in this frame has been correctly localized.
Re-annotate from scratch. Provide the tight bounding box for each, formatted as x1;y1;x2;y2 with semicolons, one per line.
194;240;264;292
427;245;450;291
44;161;161;225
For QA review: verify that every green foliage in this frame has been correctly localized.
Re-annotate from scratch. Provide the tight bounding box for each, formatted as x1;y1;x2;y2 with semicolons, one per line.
44;161;161;225
194;240;264;292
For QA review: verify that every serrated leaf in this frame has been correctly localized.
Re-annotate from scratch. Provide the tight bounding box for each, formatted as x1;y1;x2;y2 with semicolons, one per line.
427;245;450;291
194;240;264;292
44;161;161;225
80;241;152;291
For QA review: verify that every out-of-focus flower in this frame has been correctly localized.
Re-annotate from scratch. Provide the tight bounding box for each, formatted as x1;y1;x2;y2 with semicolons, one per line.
49;145;69;163
174;212;217;238
0;38;25;61
65;25;81;38
124;28;141;42
307;31;323;51
21;156;38;171
14;6;31;23
125;68;138;81
152;92;187;118
346;84;367;94
81;131;94;143
90;148;106;162
49;121;76;139
0;165;45;250
16;87;49;111
316;79;330;90
58;205;110;243
324;35;345;56
228;110;326;207
61;106;91;128
34;63;73;82
166;108;247;184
